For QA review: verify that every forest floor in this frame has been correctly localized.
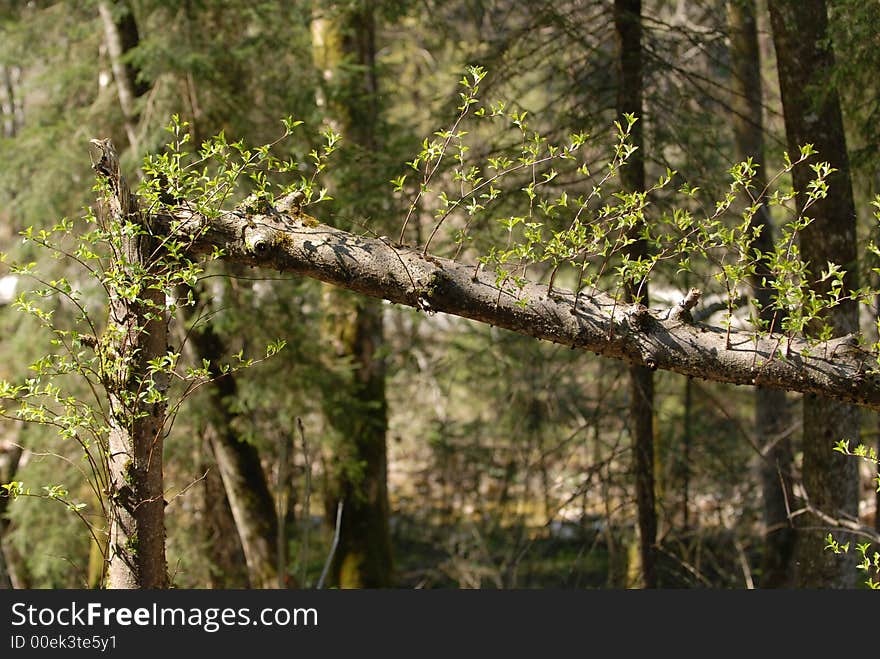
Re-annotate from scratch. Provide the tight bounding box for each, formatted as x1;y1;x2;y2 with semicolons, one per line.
386;512;759;589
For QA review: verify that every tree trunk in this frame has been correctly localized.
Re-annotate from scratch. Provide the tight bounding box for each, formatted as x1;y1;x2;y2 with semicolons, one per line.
275;430;294;589
0;64;22;139
92;139;169;589
615;0;657;589
727;0;795;588
200;442;250;589
97;0;148;151
312;0;393;588
98;0;282;587
94;2;166;590
186;314;281;589
206;431;278;588
876;417;880;533
0;436;23;589
767;0;860;588
682;376;692;530
0;56;21;592
320;290;392;588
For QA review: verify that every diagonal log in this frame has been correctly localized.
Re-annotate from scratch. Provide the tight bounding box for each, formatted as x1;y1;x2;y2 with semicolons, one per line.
158;208;880;412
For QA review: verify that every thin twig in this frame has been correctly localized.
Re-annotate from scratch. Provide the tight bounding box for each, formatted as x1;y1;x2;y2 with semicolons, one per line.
317;501;343;590
276;429;292;589
164;469;209;509
732;536;754;589
297;417;311;588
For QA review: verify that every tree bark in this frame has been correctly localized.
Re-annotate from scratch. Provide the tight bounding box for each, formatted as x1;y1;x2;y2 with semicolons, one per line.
0;435;23;589
92;139;168;589
200;447;250;589
767;0;860;588
96;0;283;588
0;64;21;139
312;0;393;588
93;3;165;589
275;430;294;589
727;0;795;588
153;207;880;413
321;289;392;588
186;316;281;589
614;0;657;589
97;0;148;151
876;419;880;533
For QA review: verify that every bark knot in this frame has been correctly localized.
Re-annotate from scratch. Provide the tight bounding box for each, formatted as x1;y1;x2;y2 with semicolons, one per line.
415;268;443;314
244;224;277;254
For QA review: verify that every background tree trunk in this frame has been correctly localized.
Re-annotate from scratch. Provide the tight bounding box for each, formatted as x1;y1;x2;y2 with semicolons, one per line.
187;315;281;589
312;0;393;588
97;0;147;151
727;0;795;588
767;0;860;588
200;446;250;588
320;290;392;587
615;0;657;589
0;64;22;139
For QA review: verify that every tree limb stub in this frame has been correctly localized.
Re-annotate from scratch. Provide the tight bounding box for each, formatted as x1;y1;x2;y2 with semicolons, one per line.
159;209;880;411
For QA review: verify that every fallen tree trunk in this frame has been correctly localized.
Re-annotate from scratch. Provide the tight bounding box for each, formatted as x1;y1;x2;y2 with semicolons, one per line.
159;207;880;412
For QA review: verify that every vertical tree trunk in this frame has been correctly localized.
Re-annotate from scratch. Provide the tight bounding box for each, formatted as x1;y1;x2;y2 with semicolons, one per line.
200;441;251;589
99;0;282;588
312;1;393;588
0;438;23;589
682;375;691;531
0;48;22;593
0;64;21;139
97;0;148;151
92;140;168;589
187;316;281;589
321;291;392;588
767;0;860;588
876;418;880;533
727;0;795;588
94;1;166;590
614;0;657;589
275;431;294;588
206;427;278;588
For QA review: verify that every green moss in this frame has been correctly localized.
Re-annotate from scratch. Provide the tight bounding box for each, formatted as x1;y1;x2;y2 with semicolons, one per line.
122;459;135;487
125;531;139;556
299;213;320;228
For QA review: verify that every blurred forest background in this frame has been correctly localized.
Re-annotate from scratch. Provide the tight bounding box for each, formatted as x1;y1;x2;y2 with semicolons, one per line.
0;0;878;589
